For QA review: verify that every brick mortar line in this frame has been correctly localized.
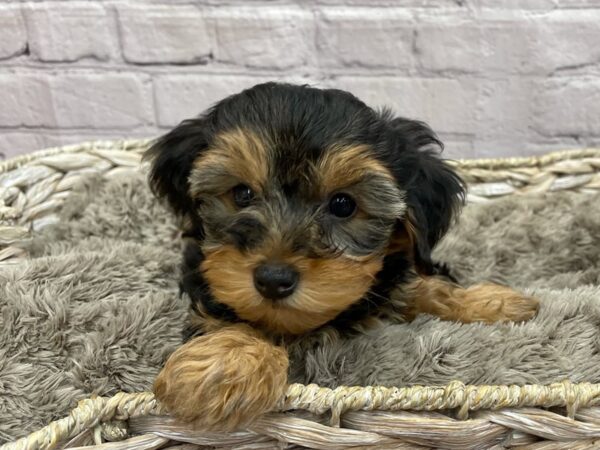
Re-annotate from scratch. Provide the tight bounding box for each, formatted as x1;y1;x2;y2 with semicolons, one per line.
1;66;599;81
3;65;598;80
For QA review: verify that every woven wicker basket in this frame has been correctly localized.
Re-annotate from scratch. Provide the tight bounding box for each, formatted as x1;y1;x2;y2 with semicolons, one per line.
1;141;600;450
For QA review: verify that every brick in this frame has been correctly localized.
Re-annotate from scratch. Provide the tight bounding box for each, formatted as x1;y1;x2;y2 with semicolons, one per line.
25;2;114;62
475;0;556;8
475;77;536;141
0;6;27;59
328;77;476;135
471;137;585;158
118;5;212;64
416;18;496;74
0;73;152;129
532;11;600;72
315;0;458;5
554;0;600;7
210;7;313;69
317;8;414;69
51;73;153;128
521;139;583;157
0;133;51;159
0;133;76;158
154;75;254;127
416;11;600;75
154;75;274;127
470;139;524;158
532;78;600;137
0;75;54;127
416;17;533;74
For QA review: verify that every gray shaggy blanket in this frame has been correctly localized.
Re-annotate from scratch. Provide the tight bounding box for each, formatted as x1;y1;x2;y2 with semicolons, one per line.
1;173;599;442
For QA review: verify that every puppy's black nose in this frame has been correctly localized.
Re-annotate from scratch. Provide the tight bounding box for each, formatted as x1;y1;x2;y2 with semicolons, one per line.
253;263;299;300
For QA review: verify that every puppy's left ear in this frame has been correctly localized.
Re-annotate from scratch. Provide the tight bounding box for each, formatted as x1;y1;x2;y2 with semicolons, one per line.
144;118;211;216
388;117;466;275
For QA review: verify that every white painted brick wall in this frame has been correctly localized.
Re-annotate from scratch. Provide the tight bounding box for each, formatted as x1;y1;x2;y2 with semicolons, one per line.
211;7;314;69
25;2;116;62
118;5;212;64
0;5;27;59
1;0;599;160
154;75;276;127
317;8;414;69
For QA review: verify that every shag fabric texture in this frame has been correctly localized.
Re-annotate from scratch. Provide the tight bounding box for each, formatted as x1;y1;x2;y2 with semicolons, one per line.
1;173;599;441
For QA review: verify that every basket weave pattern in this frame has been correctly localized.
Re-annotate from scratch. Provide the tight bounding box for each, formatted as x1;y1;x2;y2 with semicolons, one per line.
1;141;600;449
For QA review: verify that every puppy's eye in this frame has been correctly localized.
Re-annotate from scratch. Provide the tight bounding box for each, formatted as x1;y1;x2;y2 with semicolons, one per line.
232;184;254;208
328;193;356;218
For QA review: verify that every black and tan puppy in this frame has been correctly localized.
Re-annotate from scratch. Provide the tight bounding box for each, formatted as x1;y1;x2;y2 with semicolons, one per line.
146;82;538;430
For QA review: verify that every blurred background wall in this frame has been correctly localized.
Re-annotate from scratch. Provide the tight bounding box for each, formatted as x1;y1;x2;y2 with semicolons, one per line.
1;0;599;160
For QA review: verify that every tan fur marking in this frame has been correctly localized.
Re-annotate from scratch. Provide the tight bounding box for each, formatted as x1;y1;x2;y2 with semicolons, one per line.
194;128;271;193
386;220;416;258
154;323;288;430
201;244;383;335
405;277;539;323
317;144;394;195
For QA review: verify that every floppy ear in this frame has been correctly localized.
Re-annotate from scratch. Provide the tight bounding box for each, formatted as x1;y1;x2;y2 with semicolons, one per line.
144;118;211;216
388;117;466;275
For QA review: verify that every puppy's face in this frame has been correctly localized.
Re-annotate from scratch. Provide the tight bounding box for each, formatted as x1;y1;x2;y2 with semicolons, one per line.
148;83;464;335
191;128;404;334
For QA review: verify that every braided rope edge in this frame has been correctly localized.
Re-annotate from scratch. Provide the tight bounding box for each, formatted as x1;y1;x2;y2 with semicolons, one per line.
3;380;600;450
0;139;153;175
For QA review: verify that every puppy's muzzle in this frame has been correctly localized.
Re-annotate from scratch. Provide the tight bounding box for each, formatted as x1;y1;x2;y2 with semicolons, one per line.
253;263;299;300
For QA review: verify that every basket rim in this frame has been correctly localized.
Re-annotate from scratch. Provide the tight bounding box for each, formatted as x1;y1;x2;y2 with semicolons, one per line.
0;138;154;175
448;147;600;170
4;380;600;450
2;139;600;175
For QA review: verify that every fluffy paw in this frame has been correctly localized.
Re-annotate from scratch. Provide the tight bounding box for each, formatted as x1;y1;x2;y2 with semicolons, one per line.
154;324;289;430
463;283;540;323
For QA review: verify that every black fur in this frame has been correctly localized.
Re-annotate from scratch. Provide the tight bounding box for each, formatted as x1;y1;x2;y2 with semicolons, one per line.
226;216;267;251
180;241;239;341
145;118;212;216
384;116;465;275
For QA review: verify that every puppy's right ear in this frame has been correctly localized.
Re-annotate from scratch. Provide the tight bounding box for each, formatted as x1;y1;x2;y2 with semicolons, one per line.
144;118;211;215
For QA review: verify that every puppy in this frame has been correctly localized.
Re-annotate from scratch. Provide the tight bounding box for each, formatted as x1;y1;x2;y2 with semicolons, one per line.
146;82;538;430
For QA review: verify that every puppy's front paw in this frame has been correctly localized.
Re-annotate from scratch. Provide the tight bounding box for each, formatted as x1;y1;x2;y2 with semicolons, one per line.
463;283;540;323
154;324;289;430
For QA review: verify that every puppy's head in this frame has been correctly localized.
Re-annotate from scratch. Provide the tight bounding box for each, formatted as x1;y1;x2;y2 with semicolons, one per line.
147;82;464;335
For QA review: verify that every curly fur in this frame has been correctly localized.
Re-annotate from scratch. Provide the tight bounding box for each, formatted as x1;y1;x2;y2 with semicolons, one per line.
145;82;537;428
154;324;288;430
